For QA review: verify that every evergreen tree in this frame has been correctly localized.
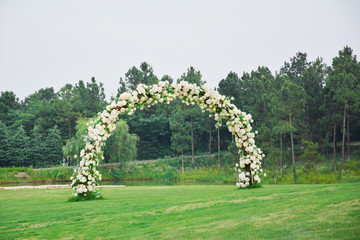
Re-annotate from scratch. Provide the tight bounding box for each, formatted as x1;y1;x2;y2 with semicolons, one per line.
177;66;206;163
55;84;80;140
44;125;63;166
160;74;174;84
0;121;9;166
217;71;242;108
279;79;306;184
29;125;46;167
170;109;191;172
0;91;21;126
118;62;159;93
9;125;30;166
328;46;360;171
301;58;327;140
301;140;324;184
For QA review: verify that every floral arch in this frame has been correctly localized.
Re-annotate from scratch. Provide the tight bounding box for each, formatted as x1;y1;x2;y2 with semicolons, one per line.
70;81;265;198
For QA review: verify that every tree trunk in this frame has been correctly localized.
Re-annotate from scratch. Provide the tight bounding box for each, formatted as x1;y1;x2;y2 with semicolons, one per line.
333;123;337;172
341;104;346;172
347;116;350;161
191;116;195;164
290;115;297;184
315;164;319;184
306;107;310;129
209;128;212;161
270;141;276;185
280;133;283;175
306;106;310;139
181;150;184;173
218;127;221;170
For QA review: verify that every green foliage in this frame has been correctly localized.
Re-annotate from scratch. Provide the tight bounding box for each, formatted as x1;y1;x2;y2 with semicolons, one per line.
0;166;33;183
169;109;191;155
124;113;171;160
30;168;73;182
44;125;63;166
0;121;9;166
217;72;242;107
103;120;138;168
0;46;359;173
177;66;206;86
301;140;324;171
117;62;159;94
226;141;240;165
0;91;21;126
64;117;138;167
62;118;92;159
28;125;46;167
9;125;30;167
68;191;103;202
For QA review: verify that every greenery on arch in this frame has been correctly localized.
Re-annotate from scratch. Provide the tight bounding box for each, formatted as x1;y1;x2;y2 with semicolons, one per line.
70;81;265;198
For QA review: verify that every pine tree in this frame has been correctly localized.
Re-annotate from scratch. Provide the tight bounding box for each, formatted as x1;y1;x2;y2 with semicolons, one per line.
44;125;63;166
302;140;324;184
29;125;46;167
177;66;206;163
9;125;30;166
170;109;191;172
0;121;9;166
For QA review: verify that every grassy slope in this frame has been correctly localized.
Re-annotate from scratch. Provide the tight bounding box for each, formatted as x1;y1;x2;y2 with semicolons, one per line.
1;183;359;240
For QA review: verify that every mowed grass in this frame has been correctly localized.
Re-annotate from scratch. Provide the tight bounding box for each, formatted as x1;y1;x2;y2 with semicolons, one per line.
0;183;359;240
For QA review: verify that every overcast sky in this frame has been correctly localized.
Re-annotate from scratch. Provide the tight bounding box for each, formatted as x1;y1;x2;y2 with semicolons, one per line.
0;0;359;100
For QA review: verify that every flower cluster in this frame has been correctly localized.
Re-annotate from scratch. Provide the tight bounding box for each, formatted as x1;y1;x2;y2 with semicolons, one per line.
71;81;264;197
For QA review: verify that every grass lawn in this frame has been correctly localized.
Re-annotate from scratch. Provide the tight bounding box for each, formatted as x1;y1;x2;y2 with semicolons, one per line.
1;183;359;239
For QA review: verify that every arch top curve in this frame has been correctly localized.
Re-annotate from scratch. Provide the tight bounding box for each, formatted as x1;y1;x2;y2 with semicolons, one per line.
70;81;265;198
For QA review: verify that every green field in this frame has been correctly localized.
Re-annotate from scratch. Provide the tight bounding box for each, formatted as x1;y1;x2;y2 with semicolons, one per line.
1;183;359;239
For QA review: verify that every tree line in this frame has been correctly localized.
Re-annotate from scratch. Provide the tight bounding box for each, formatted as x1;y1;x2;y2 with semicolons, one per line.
0;46;359;179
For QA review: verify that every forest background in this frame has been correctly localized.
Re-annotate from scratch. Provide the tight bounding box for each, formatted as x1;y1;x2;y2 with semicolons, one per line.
0;46;359;184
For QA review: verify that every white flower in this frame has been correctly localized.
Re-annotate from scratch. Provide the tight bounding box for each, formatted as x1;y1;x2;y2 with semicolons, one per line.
239;172;246;181
119;92;131;100
72;82;264;193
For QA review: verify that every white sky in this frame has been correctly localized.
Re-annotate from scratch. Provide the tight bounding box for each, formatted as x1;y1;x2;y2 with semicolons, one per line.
0;0;359;100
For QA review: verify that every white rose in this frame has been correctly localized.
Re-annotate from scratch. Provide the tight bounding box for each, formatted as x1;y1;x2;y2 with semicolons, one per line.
239;172;246;181
119;92;131;100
